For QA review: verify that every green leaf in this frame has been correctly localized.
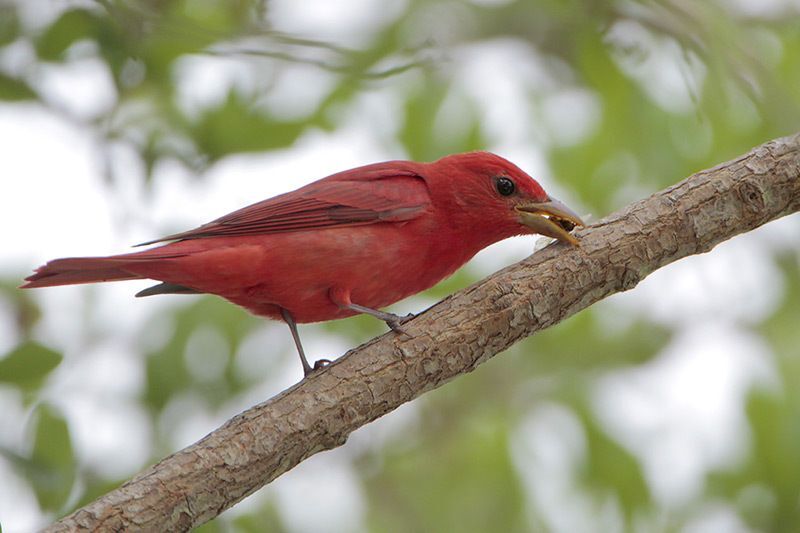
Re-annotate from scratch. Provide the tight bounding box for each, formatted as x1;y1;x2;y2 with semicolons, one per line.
0;5;20;47
0;341;62;391
228;500;286;533
144;296;259;412
398;82;485;162
0;73;36;101
578;406;652;519
35;8;102;61
28;404;75;511
521;305;671;375
192;91;306;160
362;410;527;533
0;281;42;336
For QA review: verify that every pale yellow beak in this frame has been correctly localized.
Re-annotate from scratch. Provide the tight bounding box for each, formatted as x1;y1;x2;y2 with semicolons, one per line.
516;196;585;246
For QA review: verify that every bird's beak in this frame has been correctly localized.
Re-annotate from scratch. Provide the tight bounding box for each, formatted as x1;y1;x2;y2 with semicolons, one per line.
516;196;585;246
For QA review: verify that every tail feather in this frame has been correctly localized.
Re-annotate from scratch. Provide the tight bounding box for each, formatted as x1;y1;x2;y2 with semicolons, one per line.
135;282;201;297
21;257;144;289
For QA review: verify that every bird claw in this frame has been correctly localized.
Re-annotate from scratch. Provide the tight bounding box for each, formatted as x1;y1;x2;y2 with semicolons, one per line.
385;313;415;337
302;358;332;377
313;358;332;370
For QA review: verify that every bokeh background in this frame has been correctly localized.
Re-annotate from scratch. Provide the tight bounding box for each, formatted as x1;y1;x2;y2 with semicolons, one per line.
1;0;800;531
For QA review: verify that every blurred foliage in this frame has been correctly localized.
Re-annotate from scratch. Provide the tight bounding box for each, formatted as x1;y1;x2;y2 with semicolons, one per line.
361;408;528;533
144;296;260;413
0;341;61;396
706;256;800;532
27;405;76;512
1;404;76;514
1;0;799;531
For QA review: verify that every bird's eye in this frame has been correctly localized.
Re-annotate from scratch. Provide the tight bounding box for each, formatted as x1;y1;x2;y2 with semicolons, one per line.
494;176;515;196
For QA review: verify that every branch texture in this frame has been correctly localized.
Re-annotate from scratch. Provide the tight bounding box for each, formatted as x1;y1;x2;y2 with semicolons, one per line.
47;134;800;531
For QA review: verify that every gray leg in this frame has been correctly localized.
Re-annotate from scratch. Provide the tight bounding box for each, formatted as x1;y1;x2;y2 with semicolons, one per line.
281;308;317;376
344;303;415;335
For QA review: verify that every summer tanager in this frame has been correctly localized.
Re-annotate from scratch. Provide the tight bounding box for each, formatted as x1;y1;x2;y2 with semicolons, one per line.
22;152;584;375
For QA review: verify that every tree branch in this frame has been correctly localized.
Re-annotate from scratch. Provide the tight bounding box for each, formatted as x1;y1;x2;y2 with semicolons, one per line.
46;134;800;531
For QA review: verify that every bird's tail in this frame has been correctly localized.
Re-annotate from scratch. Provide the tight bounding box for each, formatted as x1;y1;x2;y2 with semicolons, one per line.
21;256;145;289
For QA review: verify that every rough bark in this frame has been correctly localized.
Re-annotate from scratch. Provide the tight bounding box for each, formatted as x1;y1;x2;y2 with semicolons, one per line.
46;133;800;531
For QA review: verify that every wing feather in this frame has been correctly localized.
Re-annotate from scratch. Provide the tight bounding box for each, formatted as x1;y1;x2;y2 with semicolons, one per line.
137;164;430;246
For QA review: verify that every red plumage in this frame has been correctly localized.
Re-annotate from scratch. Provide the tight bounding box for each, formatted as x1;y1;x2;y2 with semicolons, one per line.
23;152;583;374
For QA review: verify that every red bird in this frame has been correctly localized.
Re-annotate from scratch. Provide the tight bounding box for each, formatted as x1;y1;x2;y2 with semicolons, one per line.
23;152;584;375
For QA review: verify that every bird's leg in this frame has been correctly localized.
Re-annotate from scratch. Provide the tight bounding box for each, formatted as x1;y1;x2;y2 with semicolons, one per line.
344;303;415;335
281;308;329;376
329;287;415;335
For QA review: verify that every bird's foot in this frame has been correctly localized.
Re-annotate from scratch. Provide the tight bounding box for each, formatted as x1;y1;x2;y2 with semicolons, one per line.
384;313;415;337
341;301;416;337
302;358;332;377
314;358;332;370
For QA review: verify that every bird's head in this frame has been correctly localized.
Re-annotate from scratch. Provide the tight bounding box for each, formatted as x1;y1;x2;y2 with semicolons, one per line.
427;152;585;246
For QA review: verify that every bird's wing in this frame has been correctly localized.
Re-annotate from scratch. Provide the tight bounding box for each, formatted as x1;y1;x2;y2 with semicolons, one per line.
137;165;430;245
